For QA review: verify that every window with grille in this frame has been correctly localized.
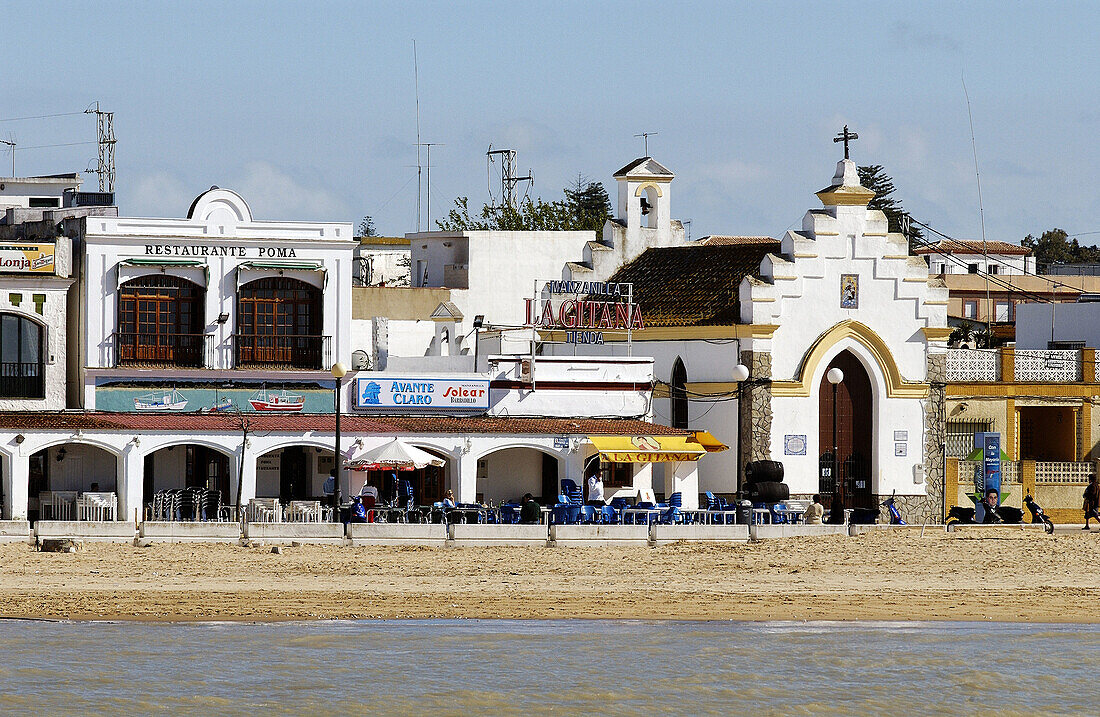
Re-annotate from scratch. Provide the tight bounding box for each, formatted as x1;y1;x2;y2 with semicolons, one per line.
0;313;44;398
117;275;204;366
946;420;993;457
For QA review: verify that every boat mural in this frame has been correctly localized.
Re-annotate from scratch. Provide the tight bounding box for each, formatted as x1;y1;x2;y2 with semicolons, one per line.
249;386;305;412
203;396;235;413
134;389;188;411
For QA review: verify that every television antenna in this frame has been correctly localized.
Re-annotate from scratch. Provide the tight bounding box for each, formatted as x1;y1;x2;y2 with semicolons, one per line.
0;137;15;176
84;102;116;192
486;145;532;209
634;131;658;156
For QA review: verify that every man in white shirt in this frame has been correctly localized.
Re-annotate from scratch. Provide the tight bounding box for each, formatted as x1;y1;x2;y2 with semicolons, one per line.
587;473;605;506
803;494;825;525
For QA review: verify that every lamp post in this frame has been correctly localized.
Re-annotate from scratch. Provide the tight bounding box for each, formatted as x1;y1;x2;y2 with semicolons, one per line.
331;362;348;518
472;314;485;371
731;363;750;491
826;367;844;520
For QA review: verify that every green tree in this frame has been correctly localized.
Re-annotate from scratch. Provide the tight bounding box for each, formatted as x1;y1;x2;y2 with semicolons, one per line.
358;215;378;237
857;165;923;245
1021;228;1100;266
436;178;613;234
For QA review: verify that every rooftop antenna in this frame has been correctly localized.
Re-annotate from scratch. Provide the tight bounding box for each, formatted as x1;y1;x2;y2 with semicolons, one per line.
84;101;116;192
0;137;14;176
683;219;692;242
413;41;422;232
486;145;532;209
962;75;992;341
417;141;443;228
634;131;657;156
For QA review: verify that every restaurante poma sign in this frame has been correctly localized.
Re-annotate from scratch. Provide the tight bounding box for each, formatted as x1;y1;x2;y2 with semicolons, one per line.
524;281;644;345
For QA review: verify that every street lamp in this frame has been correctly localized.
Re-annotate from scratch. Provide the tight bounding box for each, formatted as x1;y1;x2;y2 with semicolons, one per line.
472;315;485;371
331;362;348;518
731;363;750;491
826;367;844;521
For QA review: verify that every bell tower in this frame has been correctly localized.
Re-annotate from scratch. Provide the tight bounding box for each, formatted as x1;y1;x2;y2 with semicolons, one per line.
613;157;675;244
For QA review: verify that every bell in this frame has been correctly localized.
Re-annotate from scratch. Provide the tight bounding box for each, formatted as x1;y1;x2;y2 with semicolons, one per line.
640;197;651;215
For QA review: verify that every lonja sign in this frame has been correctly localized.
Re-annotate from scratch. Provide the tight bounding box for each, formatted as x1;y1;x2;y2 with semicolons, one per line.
524;281;643;345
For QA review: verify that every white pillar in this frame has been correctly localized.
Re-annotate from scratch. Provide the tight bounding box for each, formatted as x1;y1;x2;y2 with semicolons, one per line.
558;451;586;498
120;445;144;522
673;461;700;510
632;463;654;498
456;453;478;504
7;452;28;520
237;448;257;506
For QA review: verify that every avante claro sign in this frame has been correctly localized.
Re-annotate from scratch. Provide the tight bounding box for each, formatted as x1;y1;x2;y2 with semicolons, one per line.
353;377;490;410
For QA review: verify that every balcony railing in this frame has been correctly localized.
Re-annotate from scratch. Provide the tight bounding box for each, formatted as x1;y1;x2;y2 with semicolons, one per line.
0;362;44;399
946;348;1084;382
959;459;1096;485
234;334;330;370
113;332;213;368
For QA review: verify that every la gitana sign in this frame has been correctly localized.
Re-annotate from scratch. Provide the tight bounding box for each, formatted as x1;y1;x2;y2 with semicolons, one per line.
354;377;490;410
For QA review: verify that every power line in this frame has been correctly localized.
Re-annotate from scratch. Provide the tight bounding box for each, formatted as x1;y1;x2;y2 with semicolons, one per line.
0;111;85;123
15;140;96;151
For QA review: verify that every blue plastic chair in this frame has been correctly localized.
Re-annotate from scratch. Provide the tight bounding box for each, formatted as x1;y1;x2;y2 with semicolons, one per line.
580;505;596;524
600;505;619;524
561;479;583;505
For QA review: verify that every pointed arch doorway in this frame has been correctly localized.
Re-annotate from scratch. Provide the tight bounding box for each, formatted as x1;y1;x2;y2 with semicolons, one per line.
818;350;874;512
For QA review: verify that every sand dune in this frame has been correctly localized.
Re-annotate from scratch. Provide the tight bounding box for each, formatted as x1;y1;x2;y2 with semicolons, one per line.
1;530;1098;622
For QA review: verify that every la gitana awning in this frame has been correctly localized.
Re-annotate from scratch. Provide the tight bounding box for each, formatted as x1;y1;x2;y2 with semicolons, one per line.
588;435;707;463
691;430;728;452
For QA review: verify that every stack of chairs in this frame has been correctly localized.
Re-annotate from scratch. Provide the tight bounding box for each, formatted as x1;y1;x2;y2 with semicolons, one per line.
201;489;222;522
659;492;684;525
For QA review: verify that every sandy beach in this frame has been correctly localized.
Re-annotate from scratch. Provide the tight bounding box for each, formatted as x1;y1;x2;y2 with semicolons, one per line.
1;530;1098;623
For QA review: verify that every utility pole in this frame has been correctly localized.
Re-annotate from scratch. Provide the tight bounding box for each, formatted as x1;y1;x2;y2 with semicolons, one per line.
486;146;532;209
0;139;14;176
85;102;116;192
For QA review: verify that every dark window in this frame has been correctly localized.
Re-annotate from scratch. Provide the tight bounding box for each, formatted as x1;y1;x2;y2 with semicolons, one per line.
670;357;688;429
28;197;59;208
0;314;44;398
117;275;205;366
968;263;979;274
237;277;323;368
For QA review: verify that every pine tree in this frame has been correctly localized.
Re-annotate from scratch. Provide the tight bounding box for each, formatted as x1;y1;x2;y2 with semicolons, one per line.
857;165;923;247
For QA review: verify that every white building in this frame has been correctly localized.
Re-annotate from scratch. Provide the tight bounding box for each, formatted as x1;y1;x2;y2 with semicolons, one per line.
916;239;1035;276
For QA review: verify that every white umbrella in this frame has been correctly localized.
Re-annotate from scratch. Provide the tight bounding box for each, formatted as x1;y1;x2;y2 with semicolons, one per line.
344;438;445;472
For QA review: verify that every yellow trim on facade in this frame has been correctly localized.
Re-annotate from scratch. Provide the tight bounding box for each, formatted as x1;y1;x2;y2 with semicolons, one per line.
632;182;664;198
947;383;1098;398
771;319;928;398
921;326;954;341
902;276;929;282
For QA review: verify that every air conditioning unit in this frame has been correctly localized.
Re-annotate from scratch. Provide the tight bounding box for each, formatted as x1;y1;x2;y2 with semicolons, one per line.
351;350;370;370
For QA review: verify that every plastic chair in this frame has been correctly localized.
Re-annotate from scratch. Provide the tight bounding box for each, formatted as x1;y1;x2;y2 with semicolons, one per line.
580;505;596;524
600;505;619;524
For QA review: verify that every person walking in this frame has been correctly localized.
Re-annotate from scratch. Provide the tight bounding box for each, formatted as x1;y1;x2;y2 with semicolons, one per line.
1083;475;1100;530
587;472;605;506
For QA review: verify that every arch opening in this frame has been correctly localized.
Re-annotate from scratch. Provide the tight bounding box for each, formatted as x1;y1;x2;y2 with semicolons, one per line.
237;277;324;369
670;357;688;429
143;443;232;519
350;444;450;508
118;274;206;367
818;350;874;513
254;445;336;503
476;447;559;505
28;443;119;522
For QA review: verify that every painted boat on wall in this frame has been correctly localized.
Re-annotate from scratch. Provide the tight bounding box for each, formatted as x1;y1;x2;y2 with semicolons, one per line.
134;390;188;411
249;387;304;412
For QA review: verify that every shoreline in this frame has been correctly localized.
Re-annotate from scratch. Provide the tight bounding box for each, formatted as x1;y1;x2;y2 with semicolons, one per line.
2;530;1098;624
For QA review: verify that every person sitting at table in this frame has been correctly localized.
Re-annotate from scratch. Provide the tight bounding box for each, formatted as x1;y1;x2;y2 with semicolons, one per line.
803;494;825;525
359;482;379;508
520;493;541;524
442;489;457;508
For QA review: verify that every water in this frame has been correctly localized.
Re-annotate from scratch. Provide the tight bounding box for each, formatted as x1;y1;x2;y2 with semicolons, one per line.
0;619;1097;716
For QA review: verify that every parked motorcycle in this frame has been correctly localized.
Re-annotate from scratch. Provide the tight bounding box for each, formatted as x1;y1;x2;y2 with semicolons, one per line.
1024;493;1055;534
881;491;906;525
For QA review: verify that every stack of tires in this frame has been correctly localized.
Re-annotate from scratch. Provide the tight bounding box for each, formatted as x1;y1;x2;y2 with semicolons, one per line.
743;460;788;504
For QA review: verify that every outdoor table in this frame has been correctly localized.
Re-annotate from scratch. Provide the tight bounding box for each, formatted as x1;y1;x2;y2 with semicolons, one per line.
446;506;489;524
752;508;772;525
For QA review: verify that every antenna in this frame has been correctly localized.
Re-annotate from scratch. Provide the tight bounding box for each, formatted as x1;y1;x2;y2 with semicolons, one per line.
417;141;443;228
84;102;116;192
962;76;992;340
634;131;658;156
413;41;422;232
0;137;14;176
486;146;532;209
682;219;692;242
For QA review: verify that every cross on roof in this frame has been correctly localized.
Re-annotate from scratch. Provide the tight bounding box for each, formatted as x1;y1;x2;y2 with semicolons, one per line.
833;125;858;159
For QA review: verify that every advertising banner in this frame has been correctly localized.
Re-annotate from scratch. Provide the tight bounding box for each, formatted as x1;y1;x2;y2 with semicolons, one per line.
977;431;1002;498
0;243;55;273
354;377;490;410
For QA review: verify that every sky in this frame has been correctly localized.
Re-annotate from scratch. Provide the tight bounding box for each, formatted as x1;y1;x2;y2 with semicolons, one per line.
4;1;1099;245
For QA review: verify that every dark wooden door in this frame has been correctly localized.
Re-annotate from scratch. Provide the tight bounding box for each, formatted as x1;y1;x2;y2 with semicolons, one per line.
280;447;310;502
818;350;874;510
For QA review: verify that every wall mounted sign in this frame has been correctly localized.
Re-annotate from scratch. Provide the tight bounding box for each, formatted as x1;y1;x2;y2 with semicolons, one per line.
784;434;807;456
143;244;297;258
893;430;908;442
0;242;55;273
525;280;643;345
840;274;859;309
894;442;907;457
354;377;490;410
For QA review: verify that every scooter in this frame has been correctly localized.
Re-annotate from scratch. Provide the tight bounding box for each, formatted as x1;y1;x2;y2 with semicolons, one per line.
881;491;906;525
1023;493;1055;534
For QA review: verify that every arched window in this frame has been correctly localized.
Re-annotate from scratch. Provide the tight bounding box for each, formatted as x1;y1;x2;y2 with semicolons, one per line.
0;314;43;398
670;357;688;429
237;277;322;368
118;275;205;366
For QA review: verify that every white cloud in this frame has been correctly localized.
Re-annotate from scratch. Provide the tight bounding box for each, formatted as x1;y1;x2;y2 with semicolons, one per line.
126;171;194;217
230;162;349;221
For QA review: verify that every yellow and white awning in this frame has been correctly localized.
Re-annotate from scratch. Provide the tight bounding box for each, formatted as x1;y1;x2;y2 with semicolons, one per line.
691;431;728;453
588;435;708;463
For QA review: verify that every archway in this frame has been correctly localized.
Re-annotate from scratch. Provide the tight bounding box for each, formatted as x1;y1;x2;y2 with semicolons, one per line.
350;444;450;506
670;357;688;429
28;443;119;522
818;350;874;512
254;445;335;502
0;313;45;398
118;275;206;367
143;443;232;517
476;447;559;504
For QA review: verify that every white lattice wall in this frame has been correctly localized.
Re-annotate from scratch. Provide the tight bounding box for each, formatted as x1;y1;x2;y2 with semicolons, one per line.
1014;350;1082;382
946;349;1000;381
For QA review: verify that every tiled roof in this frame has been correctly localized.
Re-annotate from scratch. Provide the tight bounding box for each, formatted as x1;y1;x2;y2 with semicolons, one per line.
913;239;1031;256
0;412;688;436
612;157;674;178
607;244;779;326
699;235;778;246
